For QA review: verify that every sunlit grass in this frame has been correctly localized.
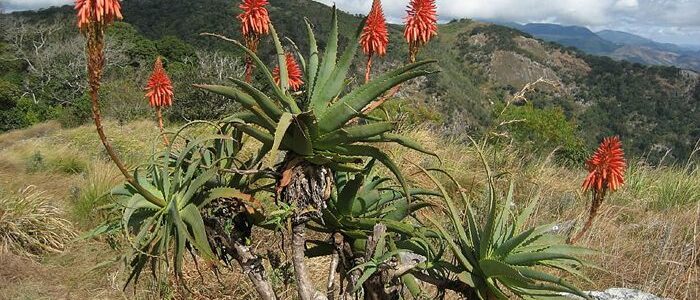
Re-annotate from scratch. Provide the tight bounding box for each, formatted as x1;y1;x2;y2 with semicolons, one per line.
0;186;77;257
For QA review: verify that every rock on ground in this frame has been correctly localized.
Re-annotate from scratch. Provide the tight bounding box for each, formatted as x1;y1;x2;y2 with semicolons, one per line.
564;288;671;300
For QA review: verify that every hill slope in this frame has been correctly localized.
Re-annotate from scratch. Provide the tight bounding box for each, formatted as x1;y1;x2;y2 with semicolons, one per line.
2;0;699;160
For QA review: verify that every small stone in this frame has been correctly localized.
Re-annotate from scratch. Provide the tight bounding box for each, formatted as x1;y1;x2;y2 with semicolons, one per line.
563;288;670;300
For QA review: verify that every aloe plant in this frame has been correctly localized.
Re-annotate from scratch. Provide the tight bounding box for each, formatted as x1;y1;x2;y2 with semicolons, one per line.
305;160;443;299
198;7;437;212
198;8;438;300
418;157;593;299
106;122;273;290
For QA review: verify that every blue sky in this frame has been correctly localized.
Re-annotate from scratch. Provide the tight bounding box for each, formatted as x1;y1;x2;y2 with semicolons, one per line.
3;0;699;46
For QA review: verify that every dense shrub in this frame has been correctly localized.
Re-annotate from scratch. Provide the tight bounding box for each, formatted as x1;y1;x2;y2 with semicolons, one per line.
58;94;93;128
497;103;587;165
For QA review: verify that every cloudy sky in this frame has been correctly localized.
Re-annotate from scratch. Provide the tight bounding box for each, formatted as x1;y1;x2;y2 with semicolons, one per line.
3;0;699;46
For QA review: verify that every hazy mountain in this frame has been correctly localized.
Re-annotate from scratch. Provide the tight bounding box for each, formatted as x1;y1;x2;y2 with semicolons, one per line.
518;23;619;54
492;22;700;72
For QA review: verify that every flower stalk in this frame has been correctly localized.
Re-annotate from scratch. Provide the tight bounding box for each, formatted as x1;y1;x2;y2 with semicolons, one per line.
79;0;164;207
360;0;388;83
238;0;271;82
145;56;174;146
569;136;626;244
404;0;438;63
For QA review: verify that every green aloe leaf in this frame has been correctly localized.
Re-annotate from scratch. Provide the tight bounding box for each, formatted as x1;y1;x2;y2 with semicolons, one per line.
479;258;534;285
364;133;438;158
230;122;274;147
201;187;249;209
318;61;436;132
170;200;188;280
310;6;338;112
353;266;377;293
122;194;160;228
268;112;294;168
338;173;364;215
414;165;474;260
204;33;293;110
516;192;541;232
195;84;276;130
385;199;433;221
180;167;219;209
270;25;289;94
229;79;283;120
180;204;216;260
427;216;474;273
495;227;536;257
332;144;410;203
504;252;583;266
316;122;395;147
515;267;590;299
304;18;319;99
317;16;366;105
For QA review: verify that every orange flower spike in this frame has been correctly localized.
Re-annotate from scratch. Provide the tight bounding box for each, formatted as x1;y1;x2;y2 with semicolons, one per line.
361;0;389;58
238;0;271;38
404;0;438;61
145;57;174;108
360;0;389;82
582;136;627;193
272;53;304;91
75;0;123;29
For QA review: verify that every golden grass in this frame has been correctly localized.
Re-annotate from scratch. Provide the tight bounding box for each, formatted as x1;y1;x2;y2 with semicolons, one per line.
0;186;77;257
0;121;697;299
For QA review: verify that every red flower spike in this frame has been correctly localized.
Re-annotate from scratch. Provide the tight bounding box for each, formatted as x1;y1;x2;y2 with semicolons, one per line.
404;0;437;60
360;0;389;58
75;0;123;29
145;57;174;108
237;0;271;38
272;53;304;91
582;136;627;193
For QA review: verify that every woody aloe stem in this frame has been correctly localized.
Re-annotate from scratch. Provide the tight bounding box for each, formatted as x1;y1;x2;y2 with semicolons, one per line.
86;23;164;207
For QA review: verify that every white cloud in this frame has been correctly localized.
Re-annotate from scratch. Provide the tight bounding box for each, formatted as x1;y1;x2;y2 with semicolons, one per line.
614;0;639;10
314;0;700;45
3;0;699;45
2;0;72;11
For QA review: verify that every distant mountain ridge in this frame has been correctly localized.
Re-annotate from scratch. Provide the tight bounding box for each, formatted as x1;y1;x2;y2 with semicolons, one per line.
496;22;700;71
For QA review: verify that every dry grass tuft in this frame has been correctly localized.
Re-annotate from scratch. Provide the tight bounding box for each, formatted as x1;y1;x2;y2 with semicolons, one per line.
0;186;77;257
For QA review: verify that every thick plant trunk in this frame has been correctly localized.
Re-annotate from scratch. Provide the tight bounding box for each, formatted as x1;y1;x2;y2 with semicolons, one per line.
277;156;333;300
232;242;277;300
202;198;277;300
292;223;328;300
361;224;400;300
277;156;334;223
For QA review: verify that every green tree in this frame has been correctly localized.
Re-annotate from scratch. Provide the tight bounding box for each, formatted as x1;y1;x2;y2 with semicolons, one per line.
156;35;197;63
498;103;587;164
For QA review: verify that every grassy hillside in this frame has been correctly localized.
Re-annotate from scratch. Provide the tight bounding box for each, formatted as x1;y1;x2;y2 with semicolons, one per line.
0;120;697;299
2;0;698;163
